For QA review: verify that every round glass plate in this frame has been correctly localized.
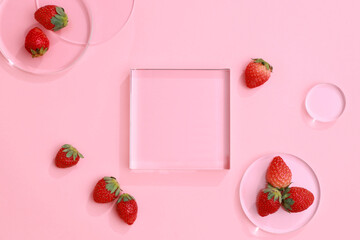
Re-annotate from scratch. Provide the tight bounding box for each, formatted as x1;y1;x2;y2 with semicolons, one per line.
0;0;91;74
239;153;320;234
37;0;134;45
305;83;346;122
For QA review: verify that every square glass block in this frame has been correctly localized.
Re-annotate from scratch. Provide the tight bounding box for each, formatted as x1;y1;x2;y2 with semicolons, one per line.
130;69;230;170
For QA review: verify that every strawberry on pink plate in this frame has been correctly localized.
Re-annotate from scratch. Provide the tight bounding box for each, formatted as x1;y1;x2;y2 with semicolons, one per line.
239;153;320;234
0;0;90;74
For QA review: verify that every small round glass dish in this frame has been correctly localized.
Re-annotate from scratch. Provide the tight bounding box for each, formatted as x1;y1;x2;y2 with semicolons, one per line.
37;0;134;45
305;83;346;122
239;153;320;234
0;0;91;74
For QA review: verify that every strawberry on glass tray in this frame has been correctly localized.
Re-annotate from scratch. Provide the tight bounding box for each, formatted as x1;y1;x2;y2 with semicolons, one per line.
239;153;320;234
36;0;134;45
0;0;91;74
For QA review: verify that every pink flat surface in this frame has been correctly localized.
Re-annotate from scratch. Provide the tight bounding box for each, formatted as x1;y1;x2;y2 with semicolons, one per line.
1;0;360;239
130;69;230;170
240;153;320;234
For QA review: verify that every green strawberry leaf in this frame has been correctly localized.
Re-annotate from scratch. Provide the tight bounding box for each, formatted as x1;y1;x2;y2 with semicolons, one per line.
54;15;63;21
268;192;275;199
51;7;68;31
253;58;264;63
263;188;271;193
264;184;282;203
285;198;294;205
56;7;65;16
274;194;279;202
282;193;290;200
110;186;117;194
115;188;121;197
283;203;291;211
66;151;73;158
105;184;113;191
252;58;273;72
264;63;270;70
282;198;294;211
30;49;37;55
122;194;134;202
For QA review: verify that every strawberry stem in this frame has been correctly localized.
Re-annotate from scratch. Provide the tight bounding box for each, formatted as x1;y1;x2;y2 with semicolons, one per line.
62;144;84;160
252;58;273;72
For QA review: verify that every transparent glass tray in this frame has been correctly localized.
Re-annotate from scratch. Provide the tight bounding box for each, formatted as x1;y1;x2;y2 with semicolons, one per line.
305;83;346;122
130;69;230;170
82;0;134;44
0;0;91;74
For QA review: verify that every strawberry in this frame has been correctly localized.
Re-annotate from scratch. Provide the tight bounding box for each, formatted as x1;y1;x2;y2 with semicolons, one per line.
245;58;273;88
24;27;49;58
93;177;122;203
55;144;84;168
35;5;68;31
116;193;138;225
256;185;282;217
266;156;292;189
282;187;314;213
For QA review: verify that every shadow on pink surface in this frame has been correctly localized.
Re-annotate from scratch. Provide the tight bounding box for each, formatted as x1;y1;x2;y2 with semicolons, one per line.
86;182;115;217
108;203;132;234
0;54;67;83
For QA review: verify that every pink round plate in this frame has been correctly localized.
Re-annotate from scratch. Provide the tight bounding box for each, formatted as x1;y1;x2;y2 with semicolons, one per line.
239;153;320;234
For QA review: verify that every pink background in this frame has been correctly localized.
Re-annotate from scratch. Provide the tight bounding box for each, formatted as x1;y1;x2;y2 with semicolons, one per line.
1;0;360;239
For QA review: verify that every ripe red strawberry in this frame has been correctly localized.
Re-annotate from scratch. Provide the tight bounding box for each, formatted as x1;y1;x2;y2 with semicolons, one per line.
266;156;292;189
116;193;138;225
245;58;273;88
256;185;282;217
35;5;68;31
24;27;49;58
282;187;314;213
55;144;84;168
93;177;122;203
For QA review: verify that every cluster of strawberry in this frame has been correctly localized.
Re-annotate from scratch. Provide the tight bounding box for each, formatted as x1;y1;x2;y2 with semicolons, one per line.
93;177;138;225
256;156;314;217
25;5;68;58
55;144;138;225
